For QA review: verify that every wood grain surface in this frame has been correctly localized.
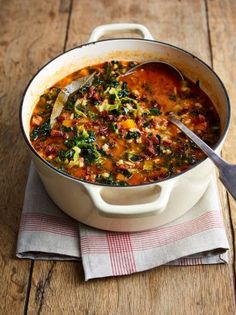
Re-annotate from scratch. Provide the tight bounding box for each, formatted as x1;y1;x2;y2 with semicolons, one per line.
0;0;235;314
0;0;70;314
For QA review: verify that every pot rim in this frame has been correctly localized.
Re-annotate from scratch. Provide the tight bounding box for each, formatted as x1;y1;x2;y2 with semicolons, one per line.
19;37;231;188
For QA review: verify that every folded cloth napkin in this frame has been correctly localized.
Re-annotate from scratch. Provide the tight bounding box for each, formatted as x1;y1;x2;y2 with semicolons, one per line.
16;163;229;280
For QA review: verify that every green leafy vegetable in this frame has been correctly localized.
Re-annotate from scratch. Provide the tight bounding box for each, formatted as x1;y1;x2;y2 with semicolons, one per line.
126;131;141;140
30;121;51;140
127;152;142;162
149;108;161;116
79;143;100;164
58;149;75;162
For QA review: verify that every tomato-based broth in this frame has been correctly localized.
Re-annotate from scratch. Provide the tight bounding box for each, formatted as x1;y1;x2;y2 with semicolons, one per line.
30;61;220;185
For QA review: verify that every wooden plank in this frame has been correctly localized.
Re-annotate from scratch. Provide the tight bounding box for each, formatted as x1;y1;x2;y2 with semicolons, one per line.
0;0;70;314
207;0;236;273
67;0;211;63
26;0;235;314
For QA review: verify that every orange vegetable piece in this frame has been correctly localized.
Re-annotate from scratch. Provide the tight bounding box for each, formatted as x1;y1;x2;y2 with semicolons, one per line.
120;119;136;129
128;173;144;185
62;119;73;127
103;159;113;171
79;68;89;76
116;173;126;181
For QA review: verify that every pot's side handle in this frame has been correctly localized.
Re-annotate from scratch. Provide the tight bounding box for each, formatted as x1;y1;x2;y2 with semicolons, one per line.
88;23;154;42
84;182;174;218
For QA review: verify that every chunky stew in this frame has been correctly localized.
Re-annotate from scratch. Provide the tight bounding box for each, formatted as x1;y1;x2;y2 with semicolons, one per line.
30;61;220;185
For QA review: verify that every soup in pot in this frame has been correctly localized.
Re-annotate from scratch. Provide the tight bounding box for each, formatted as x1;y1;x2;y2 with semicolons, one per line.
30;60;220;185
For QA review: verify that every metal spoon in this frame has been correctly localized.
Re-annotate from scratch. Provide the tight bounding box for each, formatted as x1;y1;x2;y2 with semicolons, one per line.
169;115;236;200
123;61;184;80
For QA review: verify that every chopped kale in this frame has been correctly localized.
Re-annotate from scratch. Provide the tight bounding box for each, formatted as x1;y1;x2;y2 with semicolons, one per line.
110;123;119;134
79;143;100;164
64;130;96;149
88;111;97;119
58;149;75;161
96;173;128;186
64;136;79;149
143;120;151;128
126;131;141;140
127;152;142;162
92;75;104;87
30;121;51;140
64;99;75;111
87;130;96;143
106;77;119;88
149;108;161;116
61;125;75;132
48;87;60;100
120;169;132;178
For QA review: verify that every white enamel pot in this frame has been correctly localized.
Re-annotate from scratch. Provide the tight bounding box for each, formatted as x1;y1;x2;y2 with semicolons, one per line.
20;23;230;232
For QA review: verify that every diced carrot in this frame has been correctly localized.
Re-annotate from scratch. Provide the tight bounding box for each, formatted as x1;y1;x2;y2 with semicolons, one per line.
79;68;89;76
62;119;72;127
116;173;126;181
110;139;126;159
120;119;136;129
71;168;86;178
103;159;113;171
128;173;143;185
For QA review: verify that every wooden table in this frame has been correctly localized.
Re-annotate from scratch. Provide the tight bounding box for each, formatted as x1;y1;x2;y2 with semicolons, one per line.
1;0;236;314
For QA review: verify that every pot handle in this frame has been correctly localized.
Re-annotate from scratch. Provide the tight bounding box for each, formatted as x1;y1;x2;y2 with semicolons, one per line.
85;182;173;218
88;23;154;42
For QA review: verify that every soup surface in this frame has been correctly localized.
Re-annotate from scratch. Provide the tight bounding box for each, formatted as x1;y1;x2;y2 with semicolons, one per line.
30;60;220;185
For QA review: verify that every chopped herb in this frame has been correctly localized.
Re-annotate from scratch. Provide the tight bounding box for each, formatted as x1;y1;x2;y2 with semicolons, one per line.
61;125;74;132
87;130;96;143
126;131;141;139
143;121;151;128
65;99;75;111
79;143;100;164
87;111;97;119
48;87;60;100
127;152;142;162
96;173;116;185
30;121;51;140
110;123;119;134
149;107;161;116
58;149;75;162
120;169;132;178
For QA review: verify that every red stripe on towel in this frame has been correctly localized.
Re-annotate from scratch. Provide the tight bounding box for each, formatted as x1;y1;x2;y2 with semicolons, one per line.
20;212;78;237
106;233;136;275
80;211;223;255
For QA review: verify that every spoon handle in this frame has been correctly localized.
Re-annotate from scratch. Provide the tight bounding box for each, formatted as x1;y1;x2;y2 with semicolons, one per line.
169;115;225;165
169;115;236;200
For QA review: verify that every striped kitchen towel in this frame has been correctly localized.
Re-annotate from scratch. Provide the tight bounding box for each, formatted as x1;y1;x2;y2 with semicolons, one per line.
16;164;229;280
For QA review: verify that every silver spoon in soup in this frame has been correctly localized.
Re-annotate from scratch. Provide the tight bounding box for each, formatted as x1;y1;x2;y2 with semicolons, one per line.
169;114;236;201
